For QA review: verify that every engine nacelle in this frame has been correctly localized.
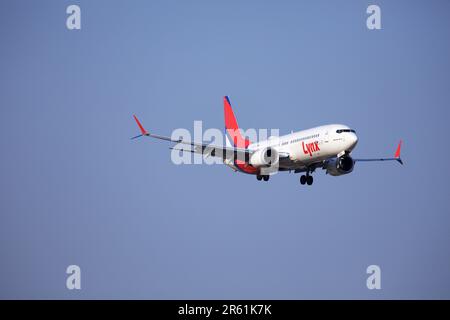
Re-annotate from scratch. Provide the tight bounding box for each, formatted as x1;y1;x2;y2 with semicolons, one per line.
249;147;279;168
325;155;354;176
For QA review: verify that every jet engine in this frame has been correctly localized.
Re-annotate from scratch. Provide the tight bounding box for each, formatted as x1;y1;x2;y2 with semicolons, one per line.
249;147;279;168
325;155;354;176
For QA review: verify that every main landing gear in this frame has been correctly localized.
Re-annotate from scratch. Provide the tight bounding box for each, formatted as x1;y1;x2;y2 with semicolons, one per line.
256;175;270;182
300;171;313;186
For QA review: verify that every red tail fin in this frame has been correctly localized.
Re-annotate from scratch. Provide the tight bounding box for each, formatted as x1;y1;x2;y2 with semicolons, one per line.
223;96;251;148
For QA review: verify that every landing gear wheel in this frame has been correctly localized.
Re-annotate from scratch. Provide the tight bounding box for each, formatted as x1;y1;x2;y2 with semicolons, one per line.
300;175;306;185
257;175;262;181
306;175;313;185
263;175;270;182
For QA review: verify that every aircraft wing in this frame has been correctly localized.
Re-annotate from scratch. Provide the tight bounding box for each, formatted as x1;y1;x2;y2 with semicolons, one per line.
169;144;252;161
353;140;403;165
131;115;252;161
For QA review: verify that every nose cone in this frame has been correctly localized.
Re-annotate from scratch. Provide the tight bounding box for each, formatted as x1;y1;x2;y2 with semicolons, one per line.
347;133;358;151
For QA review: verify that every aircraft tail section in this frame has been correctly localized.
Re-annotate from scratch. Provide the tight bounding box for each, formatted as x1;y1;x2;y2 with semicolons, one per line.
223;96;251;148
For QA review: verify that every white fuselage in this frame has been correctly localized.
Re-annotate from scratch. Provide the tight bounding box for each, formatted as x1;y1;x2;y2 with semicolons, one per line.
247;124;358;170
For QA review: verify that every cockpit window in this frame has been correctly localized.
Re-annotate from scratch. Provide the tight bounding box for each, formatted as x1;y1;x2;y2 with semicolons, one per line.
336;129;356;134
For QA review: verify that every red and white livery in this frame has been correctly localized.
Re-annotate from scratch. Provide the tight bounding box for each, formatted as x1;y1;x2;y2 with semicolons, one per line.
132;96;403;185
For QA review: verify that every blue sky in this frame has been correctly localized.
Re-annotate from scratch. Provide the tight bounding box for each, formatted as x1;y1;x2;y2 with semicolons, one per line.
0;0;449;299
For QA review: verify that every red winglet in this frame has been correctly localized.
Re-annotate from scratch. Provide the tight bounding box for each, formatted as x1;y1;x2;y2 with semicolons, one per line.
133;115;149;136
394;140;402;158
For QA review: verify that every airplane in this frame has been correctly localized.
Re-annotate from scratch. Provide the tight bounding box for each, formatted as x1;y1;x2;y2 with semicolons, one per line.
132;96;403;186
